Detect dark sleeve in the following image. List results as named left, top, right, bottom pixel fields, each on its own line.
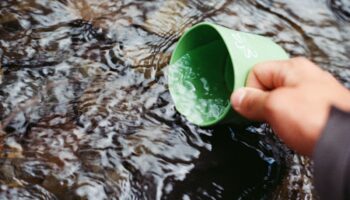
left=313, top=106, right=350, bottom=200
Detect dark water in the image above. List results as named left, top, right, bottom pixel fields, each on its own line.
left=0, top=0, right=349, bottom=199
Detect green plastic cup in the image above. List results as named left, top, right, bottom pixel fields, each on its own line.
left=168, top=22, right=289, bottom=127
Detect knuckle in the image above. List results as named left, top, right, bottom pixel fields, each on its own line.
left=278, top=60, right=294, bottom=73
left=291, top=57, right=315, bottom=70
left=252, top=62, right=265, bottom=74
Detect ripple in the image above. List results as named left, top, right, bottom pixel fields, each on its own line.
left=1, top=0, right=350, bottom=199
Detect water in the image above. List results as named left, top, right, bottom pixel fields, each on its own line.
left=168, top=40, right=230, bottom=125
left=0, top=0, right=350, bottom=199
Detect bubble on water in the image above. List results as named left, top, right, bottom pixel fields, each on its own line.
left=200, top=77, right=210, bottom=94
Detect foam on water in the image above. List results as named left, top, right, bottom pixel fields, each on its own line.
left=168, top=43, right=229, bottom=125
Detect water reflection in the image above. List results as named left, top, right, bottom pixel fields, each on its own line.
left=0, top=0, right=350, bottom=199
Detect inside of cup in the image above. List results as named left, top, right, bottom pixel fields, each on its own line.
left=169, top=24, right=234, bottom=126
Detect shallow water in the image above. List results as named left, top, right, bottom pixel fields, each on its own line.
left=0, top=0, right=350, bottom=199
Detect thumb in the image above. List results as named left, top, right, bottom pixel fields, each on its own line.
left=231, top=87, right=269, bottom=121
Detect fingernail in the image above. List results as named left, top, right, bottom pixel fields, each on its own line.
left=232, top=88, right=246, bottom=110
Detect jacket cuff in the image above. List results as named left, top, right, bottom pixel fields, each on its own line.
left=313, top=106, right=350, bottom=200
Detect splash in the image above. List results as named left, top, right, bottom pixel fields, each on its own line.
left=168, top=41, right=230, bottom=125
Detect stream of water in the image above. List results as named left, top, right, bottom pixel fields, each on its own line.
left=0, top=0, right=350, bottom=199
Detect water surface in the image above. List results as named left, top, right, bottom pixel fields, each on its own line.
left=1, top=0, right=350, bottom=199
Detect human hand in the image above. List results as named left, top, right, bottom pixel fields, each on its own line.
left=231, top=57, right=350, bottom=156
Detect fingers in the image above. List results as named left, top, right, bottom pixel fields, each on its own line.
left=246, top=57, right=313, bottom=90
left=232, top=57, right=326, bottom=123
left=231, top=87, right=269, bottom=121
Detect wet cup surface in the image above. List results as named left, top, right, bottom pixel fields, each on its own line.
left=168, top=22, right=289, bottom=126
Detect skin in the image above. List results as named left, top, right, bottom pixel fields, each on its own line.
left=231, top=57, right=350, bottom=156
